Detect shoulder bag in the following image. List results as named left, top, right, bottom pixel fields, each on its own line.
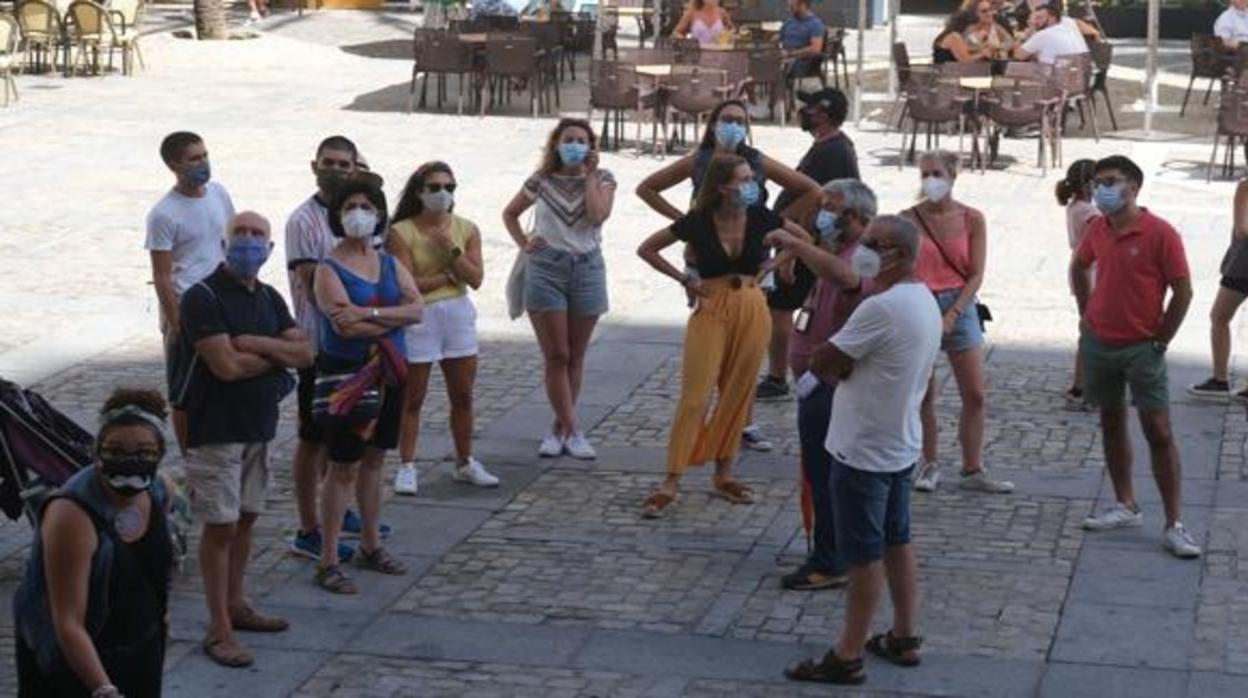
left=910, top=206, right=993, bottom=330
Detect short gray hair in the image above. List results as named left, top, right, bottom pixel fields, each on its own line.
left=821, top=179, right=878, bottom=222
left=917, top=149, right=960, bottom=180
left=871, top=214, right=921, bottom=263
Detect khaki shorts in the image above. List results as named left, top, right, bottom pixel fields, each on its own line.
left=185, top=442, right=269, bottom=524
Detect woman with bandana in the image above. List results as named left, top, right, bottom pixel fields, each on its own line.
left=636, top=154, right=813, bottom=518
left=12, top=389, right=175, bottom=698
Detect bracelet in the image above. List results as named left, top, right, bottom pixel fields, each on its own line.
left=92, top=684, right=120, bottom=698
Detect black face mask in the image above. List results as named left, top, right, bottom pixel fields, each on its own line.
left=316, top=169, right=350, bottom=198
left=99, top=455, right=159, bottom=496
left=799, top=110, right=821, bottom=133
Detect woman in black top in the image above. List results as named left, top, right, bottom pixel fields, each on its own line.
left=932, top=10, right=984, bottom=64
left=636, top=154, right=813, bottom=518
left=13, top=388, right=174, bottom=698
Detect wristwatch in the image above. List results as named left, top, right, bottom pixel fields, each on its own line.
left=370, top=307, right=380, bottom=320
left=449, top=246, right=463, bottom=259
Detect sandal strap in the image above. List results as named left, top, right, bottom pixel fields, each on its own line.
left=886, top=631, right=923, bottom=652
left=360, top=546, right=406, bottom=574
left=819, top=650, right=864, bottom=671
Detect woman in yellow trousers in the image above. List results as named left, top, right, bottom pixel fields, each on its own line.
left=637, top=154, right=813, bottom=517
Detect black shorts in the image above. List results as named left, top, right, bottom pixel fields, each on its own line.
left=1221, top=275, right=1248, bottom=295
left=296, top=366, right=324, bottom=444
left=317, top=356, right=404, bottom=464
left=766, top=261, right=816, bottom=312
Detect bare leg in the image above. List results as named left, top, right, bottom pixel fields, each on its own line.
left=883, top=544, right=919, bottom=640
left=1210, top=287, right=1246, bottom=382
left=947, top=347, right=987, bottom=474
left=529, top=310, right=576, bottom=436
left=441, top=356, right=478, bottom=464
left=767, top=308, right=792, bottom=382
left=398, top=363, right=434, bottom=463
left=566, top=313, right=599, bottom=408
left=1072, top=345, right=1085, bottom=392
left=291, top=440, right=322, bottom=533
left=920, top=373, right=939, bottom=464
left=320, top=462, right=356, bottom=568
left=226, top=512, right=257, bottom=614
left=357, top=447, right=385, bottom=553
left=200, top=522, right=238, bottom=642
left=1139, top=409, right=1182, bottom=527
left=1100, top=406, right=1137, bottom=510
left=834, top=561, right=886, bottom=660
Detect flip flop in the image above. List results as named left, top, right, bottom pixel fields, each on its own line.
left=712, top=479, right=755, bottom=504
left=203, top=635, right=254, bottom=668
left=642, top=491, right=676, bottom=519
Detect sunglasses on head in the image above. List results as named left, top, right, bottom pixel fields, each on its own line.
left=425, top=183, right=457, bottom=193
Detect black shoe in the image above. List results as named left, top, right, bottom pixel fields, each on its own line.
left=781, top=563, right=848, bottom=591
left=1187, top=377, right=1230, bottom=401
left=755, top=375, right=790, bottom=401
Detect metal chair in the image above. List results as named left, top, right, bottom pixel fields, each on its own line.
left=1208, top=79, right=1248, bottom=181
left=409, top=28, right=477, bottom=114
left=1053, top=53, right=1097, bottom=140
left=0, top=15, right=19, bottom=105
left=663, top=65, right=728, bottom=148
left=1087, top=40, right=1116, bottom=130
left=588, top=59, right=650, bottom=150
left=887, top=41, right=912, bottom=133
left=980, top=76, right=1060, bottom=173
left=900, top=66, right=969, bottom=165
left=812, top=7, right=849, bottom=89
left=482, top=35, right=552, bottom=116
left=747, top=45, right=787, bottom=124
left=104, top=0, right=143, bottom=73
left=699, top=48, right=751, bottom=97
left=1182, top=33, right=1225, bottom=117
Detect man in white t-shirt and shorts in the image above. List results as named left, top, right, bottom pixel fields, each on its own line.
left=786, top=215, right=942, bottom=686
left=145, top=131, right=235, bottom=452
left=1013, top=1, right=1089, bottom=65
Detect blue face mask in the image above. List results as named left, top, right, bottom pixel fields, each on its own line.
left=737, top=180, right=760, bottom=207
left=815, top=209, right=839, bottom=240
left=715, top=121, right=747, bottom=149
left=1093, top=183, right=1125, bottom=214
left=225, top=236, right=269, bottom=279
left=558, top=142, right=589, bottom=166
left=187, top=161, right=211, bottom=187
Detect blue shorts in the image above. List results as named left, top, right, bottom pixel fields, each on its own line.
left=524, top=246, right=609, bottom=316
left=934, top=288, right=984, bottom=353
left=830, top=457, right=915, bottom=566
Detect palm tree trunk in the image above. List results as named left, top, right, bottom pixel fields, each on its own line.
left=194, top=0, right=228, bottom=40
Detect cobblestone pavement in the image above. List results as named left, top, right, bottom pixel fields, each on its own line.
left=4, top=5, right=1248, bottom=697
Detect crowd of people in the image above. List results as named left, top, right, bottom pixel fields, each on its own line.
left=931, top=0, right=1101, bottom=67
left=10, top=83, right=1219, bottom=693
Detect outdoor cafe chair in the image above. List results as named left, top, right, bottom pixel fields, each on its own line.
left=656, top=35, right=699, bottom=64
left=979, top=76, right=1060, bottom=174
left=105, top=0, right=143, bottom=73
left=1087, top=40, right=1116, bottom=130
left=15, top=0, right=63, bottom=74
left=564, top=16, right=596, bottom=79
left=481, top=35, right=553, bottom=117
left=1003, top=61, right=1052, bottom=81
left=64, top=0, right=131, bottom=76
left=663, top=65, right=729, bottom=148
left=589, top=58, right=661, bottom=151
left=1182, top=33, right=1224, bottom=117
left=698, top=48, right=751, bottom=98
left=409, top=28, right=477, bottom=115
left=0, top=14, right=18, bottom=105
left=813, top=7, right=849, bottom=89
left=1053, top=53, right=1098, bottom=141
left=888, top=41, right=912, bottom=133
left=1207, top=78, right=1248, bottom=181
left=899, top=65, right=969, bottom=165
left=747, top=45, right=788, bottom=125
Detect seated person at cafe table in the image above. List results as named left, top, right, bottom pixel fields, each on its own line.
left=1215, top=0, right=1248, bottom=49
left=961, top=0, right=1014, bottom=59
left=672, top=0, right=734, bottom=47
left=781, top=0, right=826, bottom=81
left=933, top=10, right=987, bottom=64
left=470, top=0, right=519, bottom=20
left=1012, top=1, right=1088, bottom=65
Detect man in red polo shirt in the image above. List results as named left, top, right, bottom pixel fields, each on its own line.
left=1070, top=155, right=1201, bottom=559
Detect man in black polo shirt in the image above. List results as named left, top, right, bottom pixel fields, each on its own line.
left=179, top=211, right=313, bottom=668
left=759, top=88, right=861, bottom=401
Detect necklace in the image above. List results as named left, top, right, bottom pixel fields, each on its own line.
left=114, top=504, right=144, bottom=539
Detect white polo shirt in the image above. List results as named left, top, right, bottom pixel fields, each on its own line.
left=1021, top=17, right=1089, bottom=65
left=1215, top=7, right=1248, bottom=44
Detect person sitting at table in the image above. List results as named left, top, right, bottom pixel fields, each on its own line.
left=781, top=0, right=826, bottom=84
left=933, top=10, right=986, bottom=64
left=470, top=0, right=519, bottom=20
left=1216, top=0, right=1248, bottom=50
left=1012, top=1, right=1088, bottom=65
left=672, top=0, right=734, bottom=47
left=964, top=0, right=1015, bottom=60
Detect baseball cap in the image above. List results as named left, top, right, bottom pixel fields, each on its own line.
left=797, top=88, right=848, bottom=114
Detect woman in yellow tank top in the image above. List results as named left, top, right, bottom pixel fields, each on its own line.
left=386, top=162, right=499, bottom=494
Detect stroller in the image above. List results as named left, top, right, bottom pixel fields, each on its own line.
left=0, top=378, right=94, bottom=525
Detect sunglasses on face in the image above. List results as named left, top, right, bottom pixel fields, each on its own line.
left=98, top=447, right=162, bottom=464
left=425, top=183, right=457, bottom=193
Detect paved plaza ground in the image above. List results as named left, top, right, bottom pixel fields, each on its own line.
left=5, top=4, right=1248, bottom=696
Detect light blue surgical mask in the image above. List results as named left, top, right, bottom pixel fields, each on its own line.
left=558, top=142, right=589, bottom=166
left=737, top=180, right=760, bottom=207
left=714, top=121, right=747, bottom=149
left=225, top=236, right=269, bottom=279
left=815, top=209, right=839, bottom=240
left=1093, top=183, right=1125, bottom=214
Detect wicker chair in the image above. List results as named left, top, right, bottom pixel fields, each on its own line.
left=0, top=14, right=18, bottom=105
left=1208, top=79, right=1248, bottom=181
left=15, top=0, right=62, bottom=74
left=1087, top=40, right=1116, bottom=130
left=699, top=48, right=751, bottom=97
left=1182, top=33, right=1225, bottom=117
left=104, top=0, right=143, bottom=73
left=980, top=76, right=1060, bottom=173
left=747, top=45, right=787, bottom=124
left=409, top=28, right=477, bottom=114
left=813, top=7, right=849, bottom=89
left=900, top=66, right=969, bottom=165
left=589, top=59, right=656, bottom=151
left=656, top=35, right=699, bottom=64
left=1053, top=53, right=1097, bottom=140
left=888, top=41, right=912, bottom=132
left=482, top=35, right=553, bottom=116
left=64, top=1, right=128, bottom=76
left=1003, top=61, right=1052, bottom=81
left=663, top=65, right=728, bottom=148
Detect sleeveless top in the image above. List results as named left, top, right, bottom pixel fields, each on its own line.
left=913, top=207, right=975, bottom=293
left=689, top=15, right=724, bottom=46
left=390, top=215, right=475, bottom=305
left=13, top=468, right=172, bottom=676
left=933, top=45, right=957, bottom=64
left=318, top=254, right=406, bottom=362
left=691, top=144, right=769, bottom=206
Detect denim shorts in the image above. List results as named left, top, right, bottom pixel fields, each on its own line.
left=934, top=288, right=984, bottom=353
left=524, top=246, right=609, bottom=316
left=830, top=456, right=915, bottom=566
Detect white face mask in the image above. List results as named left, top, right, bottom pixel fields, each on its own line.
left=851, top=245, right=881, bottom=278
left=420, top=190, right=453, bottom=214
left=342, top=208, right=377, bottom=239
left=921, top=176, right=951, bottom=202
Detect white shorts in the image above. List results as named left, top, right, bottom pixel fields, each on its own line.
left=404, top=294, right=479, bottom=363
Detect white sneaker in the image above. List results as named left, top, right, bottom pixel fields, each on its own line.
left=393, top=463, right=418, bottom=496
left=913, top=462, right=940, bottom=492
left=564, top=432, right=597, bottom=460
left=1163, top=523, right=1202, bottom=559
left=957, top=468, right=1014, bottom=494
left=453, top=457, right=500, bottom=487
left=1082, top=502, right=1143, bottom=531
left=741, top=424, right=774, bottom=452
left=538, top=432, right=564, bottom=458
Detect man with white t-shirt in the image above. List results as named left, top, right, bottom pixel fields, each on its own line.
left=786, top=215, right=941, bottom=686
left=1215, top=0, right=1248, bottom=49
left=146, top=131, right=235, bottom=451
left=1013, top=2, right=1088, bottom=65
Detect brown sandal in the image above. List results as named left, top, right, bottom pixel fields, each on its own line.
left=784, top=649, right=865, bottom=685
left=231, top=605, right=289, bottom=633
left=642, top=491, right=676, bottom=519
left=316, top=563, right=359, bottom=594
left=866, top=630, right=923, bottom=667
left=203, top=635, right=254, bottom=668
left=712, top=479, right=755, bottom=504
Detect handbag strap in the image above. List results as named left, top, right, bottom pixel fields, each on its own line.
left=910, top=205, right=970, bottom=284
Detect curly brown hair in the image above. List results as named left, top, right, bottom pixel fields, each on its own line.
left=101, top=388, right=168, bottom=420
left=538, top=118, right=597, bottom=175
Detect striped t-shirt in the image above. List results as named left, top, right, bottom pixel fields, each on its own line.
left=284, top=195, right=336, bottom=347
left=522, top=169, right=616, bottom=255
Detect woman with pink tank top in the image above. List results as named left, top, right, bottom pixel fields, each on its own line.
left=902, top=150, right=1013, bottom=495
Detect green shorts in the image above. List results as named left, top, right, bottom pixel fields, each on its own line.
left=1080, top=332, right=1170, bottom=411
